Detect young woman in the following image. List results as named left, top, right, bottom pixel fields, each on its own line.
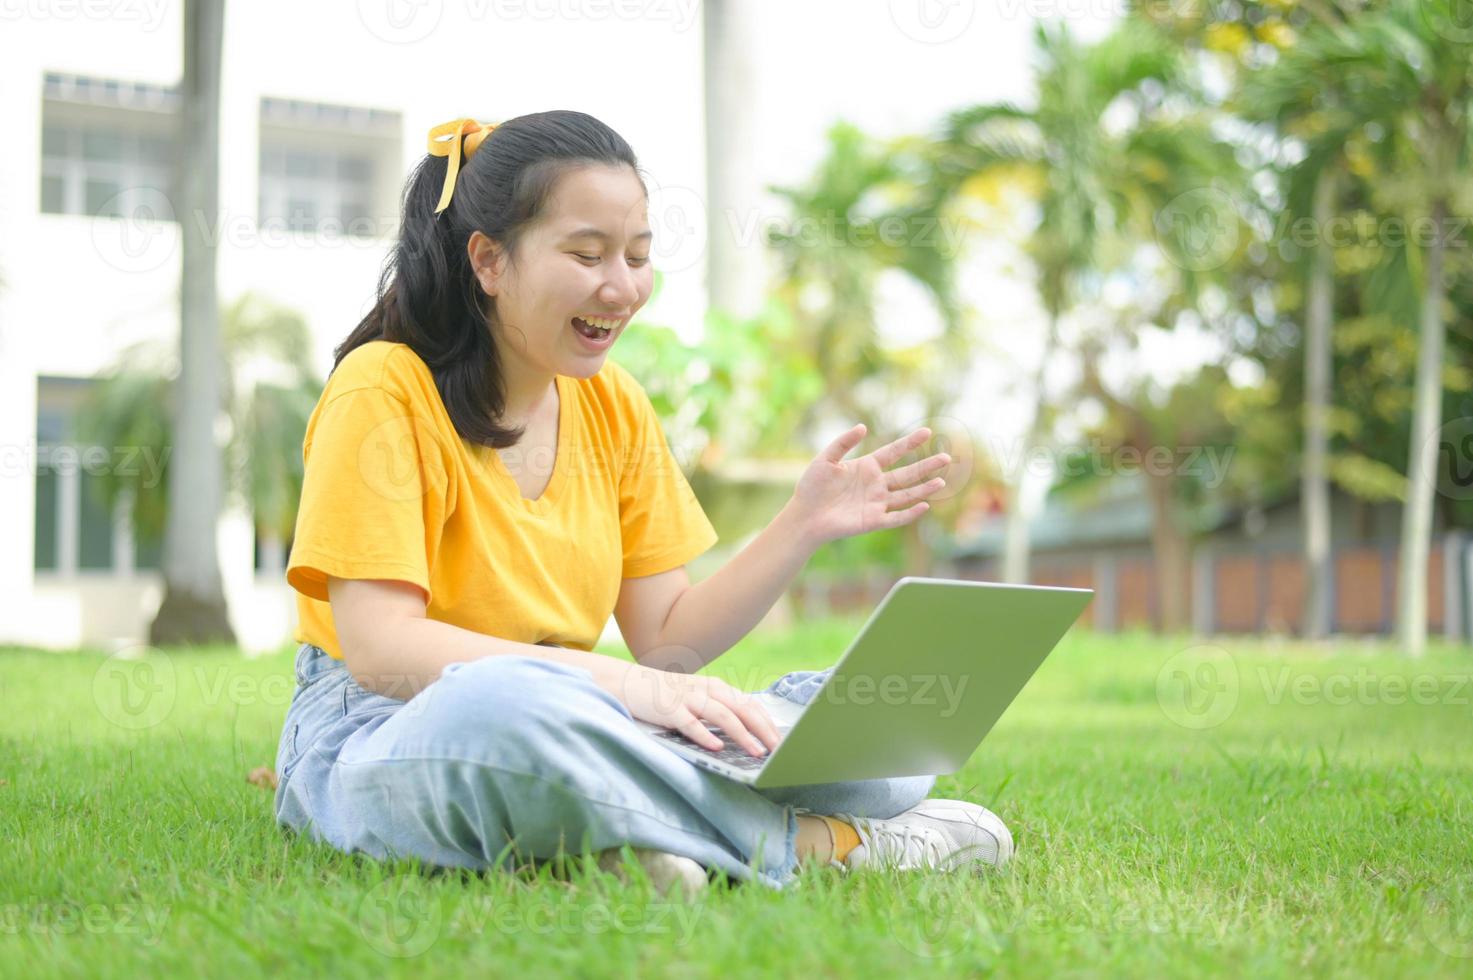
left=273, top=110, right=1013, bottom=893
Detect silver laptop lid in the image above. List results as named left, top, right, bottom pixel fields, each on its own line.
left=752, top=577, right=1093, bottom=788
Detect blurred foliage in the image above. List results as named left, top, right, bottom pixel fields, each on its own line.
left=729, top=0, right=1473, bottom=589
left=614, top=270, right=825, bottom=468
left=76, top=292, right=323, bottom=547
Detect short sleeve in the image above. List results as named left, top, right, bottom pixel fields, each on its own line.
left=617, top=379, right=719, bottom=579
left=286, top=387, right=453, bottom=603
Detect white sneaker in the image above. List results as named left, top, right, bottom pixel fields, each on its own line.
left=837, top=799, right=1014, bottom=873
left=596, top=847, right=709, bottom=899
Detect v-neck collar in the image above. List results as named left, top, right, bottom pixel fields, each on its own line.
left=486, top=374, right=570, bottom=516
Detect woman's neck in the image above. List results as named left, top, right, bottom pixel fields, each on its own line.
left=500, top=372, right=557, bottom=427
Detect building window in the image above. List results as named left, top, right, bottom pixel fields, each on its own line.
left=39, top=73, right=180, bottom=220
left=33, top=377, right=153, bottom=576
left=257, top=96, right=400, bottom=238
left=34, top=468, right=59, bottom=572
left=258, top=144, right=377, bottom=233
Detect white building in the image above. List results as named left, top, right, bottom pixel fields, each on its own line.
left=0, top=3, right=712, bottom=652
left=0, top=1, right=1080, bottom=653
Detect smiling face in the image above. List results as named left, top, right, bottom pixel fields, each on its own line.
left=469, top=164, right=655, bottom=389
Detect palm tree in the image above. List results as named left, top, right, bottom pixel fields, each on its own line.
left=1247, top=0, right=1472, bottom=655
left=765, top=120, right=970, bottom=572
left=77, top=294, right=322, bottom=600
left=1065, top=107, right=1255, bottom=633
left=928, top=17, right=1194, bottom=585
left=1238, top=21, right=1369, bottom=641
left=153, top=0, right=231, bottom=646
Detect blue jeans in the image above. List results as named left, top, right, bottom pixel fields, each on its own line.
left=273, top=643, right=936, bottom=889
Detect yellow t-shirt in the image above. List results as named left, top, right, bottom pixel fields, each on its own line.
left=286, top=340, right=719, bottom=660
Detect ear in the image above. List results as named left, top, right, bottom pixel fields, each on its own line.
left=467, top=231, right=506, bottom=295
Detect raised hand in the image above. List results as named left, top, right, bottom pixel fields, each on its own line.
left=786, top=424, right=950, bottom=548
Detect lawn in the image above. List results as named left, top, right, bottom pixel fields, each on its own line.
left=2, top=621, right=1472, bottom=977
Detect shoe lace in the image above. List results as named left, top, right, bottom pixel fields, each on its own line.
left=848, top=814, right=949, bottom=869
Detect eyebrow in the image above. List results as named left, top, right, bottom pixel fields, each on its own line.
left=561, top=227, right=654, bottom=243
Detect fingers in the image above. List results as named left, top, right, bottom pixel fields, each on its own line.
left=820, top=423, right=867, bottom=464
left=694, top=699, right=767, bottom=758
left=884, top=451, right=951, bottom=491
left=888, top=476, right=946, bottom=509
left=716, top=686, right=783, bottom=753
left=648, top=675, right=781, bottom=759
left=693, top=681, right=779, bottom=757
left=670, top=709, right=725, bottom=752
left=870, top=427, right=931, bottom=469
left=876, top=500, right=930, bottom=530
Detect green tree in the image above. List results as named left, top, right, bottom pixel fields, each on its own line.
left=1244, top=0, right=1473, bottom=655
left=77, top=293, right=322, bottom=585
left=764, top=119, right=972, bottom=573
left=929, top=17, right=1197, bottom=587
left=1238, top=1, right=1375, bottom=639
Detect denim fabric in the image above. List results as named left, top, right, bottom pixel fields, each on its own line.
left=273, top=644, right=935, bottom=889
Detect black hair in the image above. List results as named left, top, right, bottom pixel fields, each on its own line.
left=335, top=109, right=645, bottom=448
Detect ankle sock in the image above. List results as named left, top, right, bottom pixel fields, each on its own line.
left=818, top=815, right=862, bottom=863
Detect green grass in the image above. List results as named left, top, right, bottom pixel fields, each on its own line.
left=3, top=623, right=1472, bottom=977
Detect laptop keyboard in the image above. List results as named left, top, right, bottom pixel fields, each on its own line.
left=649, top=726, right=770, bottom=770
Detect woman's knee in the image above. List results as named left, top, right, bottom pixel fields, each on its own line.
left=390, top=654, right=624, bottom=757
left=884, top=773, right=937, bottom=816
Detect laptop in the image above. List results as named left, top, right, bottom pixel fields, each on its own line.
left=635, top=576, right=1094, bottom=787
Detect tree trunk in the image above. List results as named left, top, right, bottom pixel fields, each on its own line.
left=702, top=0, right=766, bottom=320
left=1143, top=460, right=1191, bottom=633
left=1395, top=195, right=1448, bottom=658
left=1002, top=310, right=1059, bottom=583
left=1302, top=170, right=1335, bottom=640
left=151, top=0, right=235, bottom=647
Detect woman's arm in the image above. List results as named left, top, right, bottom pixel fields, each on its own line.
left=331, top=577, right=781, bottom=755
left=332, top=577, right=626, bottom=700
left=644, top=424, right=950, bottom=672
left=630, top=502, right=817, bottom=673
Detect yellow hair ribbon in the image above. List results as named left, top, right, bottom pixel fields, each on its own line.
left=427, top=117, right=499, bottom=215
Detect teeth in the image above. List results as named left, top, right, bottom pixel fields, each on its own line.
left=574, top=316, right=612, bottom=341
left=580, top=315, right=620, bottom=330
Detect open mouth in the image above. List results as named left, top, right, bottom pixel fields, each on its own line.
left=572, top=316, right=614, bottom=341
